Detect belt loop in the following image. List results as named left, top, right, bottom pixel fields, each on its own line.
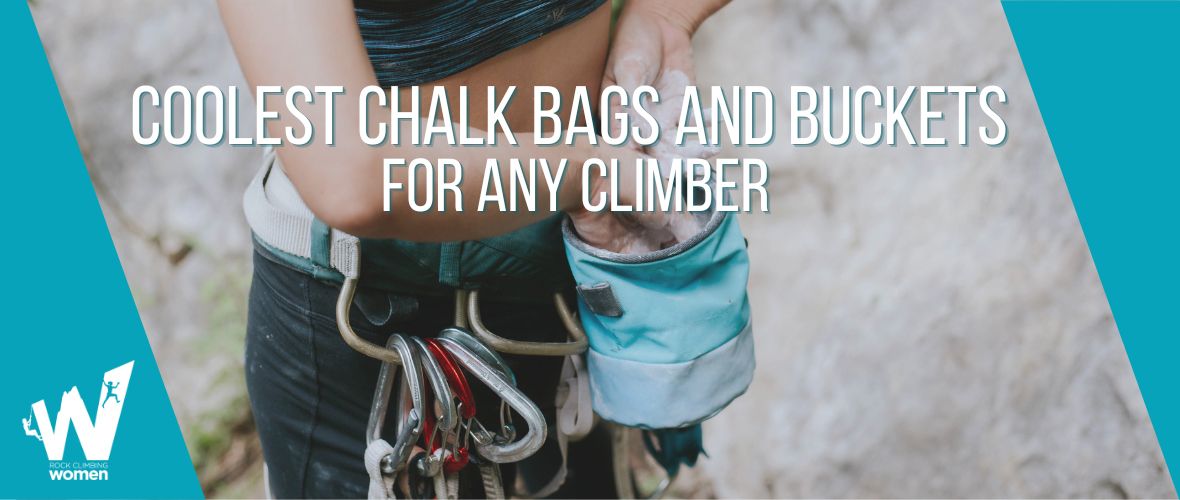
left=310, top=217, right=333, bottom=270
left=439, top=242, right=463, bottom=287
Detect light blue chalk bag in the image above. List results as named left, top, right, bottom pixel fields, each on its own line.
left=561, top=206, right=755, bottom=429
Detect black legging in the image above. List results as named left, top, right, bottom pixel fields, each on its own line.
left=245, top=246, right=617, bottom=499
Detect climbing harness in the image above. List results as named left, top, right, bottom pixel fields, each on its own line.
left=464, top=289, right=589, bottom=356
left=515, top=353, right=595, bottom=499
left=245, top=148, right=740, bottom=498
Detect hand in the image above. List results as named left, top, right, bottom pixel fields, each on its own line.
left=566, top=146, right=702, bottom=254
left=602, top=0, right=722, bottom=163
left=566, top=146, right=672, bottom=254
left=566, top=0, right=727, bottom=253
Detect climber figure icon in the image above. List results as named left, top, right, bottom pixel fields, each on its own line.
left=23, top=407, right=42, bottom=441
left=102, top=380, right=121, bottom=408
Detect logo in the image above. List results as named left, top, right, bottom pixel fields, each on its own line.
left=21, top=361, right=134, bottom=481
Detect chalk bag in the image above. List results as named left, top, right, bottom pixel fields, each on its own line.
left=561, top=208, right=755, bottom=429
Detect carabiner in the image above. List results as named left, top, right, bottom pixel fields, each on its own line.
left=438, top=327, right=516, bottom=386
left=410, top=336, right=461, bottom=479
left=435, top=336, right=548, bottom=463
left=466, top=290, right=589, bottom=356
left=424, top=337, right=479, bottom=475
left=425, top=338, right=476, bottom=419
left=499, top=400, right=517, bottom=444
left=416, top=414, right=445, bottom=478
left=366, top=334, right=426, bottom=473
left=443, top=443, right=469, bottom=476
left=337, top=273, right=405, bottom=364
left=408, top=336, right=457, bottom=434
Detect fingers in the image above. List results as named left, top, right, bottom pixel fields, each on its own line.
left=618, top=225, right=677, bottom=254
left=568, top=210, right=630, bottom=253
left=649, top=140, right=722, bottom=164
left=580, top=18, right=719, bottom=255
left=666, top=210, right=704, bottom=243
left=612, top=55, right=660, bottom=95
left=570, top=210, right=682, bottom=255
left=635, top=71, right=724, bottom=163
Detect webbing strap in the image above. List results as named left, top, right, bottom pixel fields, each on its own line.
left=433, top=473, right=449, bottom=500
left=516, top=354, right=593, bottom=499
left=439, top=242, right=463, bottom=287
left=310, top=218, right=332, bottom=270
left=479, top=463, right=505, bottom=500
left=364, top=439, right=396, bottom=499
left=243, top=148, right=361, bottom=279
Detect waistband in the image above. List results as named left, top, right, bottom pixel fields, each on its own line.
left=244, top=148, right=573, bottom=304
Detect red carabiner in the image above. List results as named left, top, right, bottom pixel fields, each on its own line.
left=426, top=338, right=476, bottom=473
left=426, top=338, right=476, bottom=419
left=443, top=447, right=469, bottom=474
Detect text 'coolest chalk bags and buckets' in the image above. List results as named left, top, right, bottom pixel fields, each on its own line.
left=562, top=206, right=755, bottom=429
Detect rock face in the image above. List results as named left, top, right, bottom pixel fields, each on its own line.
left=688, top=1, right=1174, bottom=498
left=30, top=0, right=1175, bottom=498
left=30, top=1, right=262, bottom=493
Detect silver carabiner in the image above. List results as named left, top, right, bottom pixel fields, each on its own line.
left=438, top=327, right=516, bottom=386
left=435, top=336, right=547, bottom=463
left=439, top=326, right=520, bottom=444
left=366, top=334, right=426, bottom=473
left=366, top=336, right=399, bottom=446
left=407, top=336, right=457, bottom=434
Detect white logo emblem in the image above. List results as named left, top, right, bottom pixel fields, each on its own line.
left=22, top=361, right=134, bottom=461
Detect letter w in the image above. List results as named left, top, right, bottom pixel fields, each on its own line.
left=31, top=361, right=134, bottom=460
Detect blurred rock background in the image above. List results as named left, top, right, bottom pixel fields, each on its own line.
left=30, top=0, right=1175, bottom=498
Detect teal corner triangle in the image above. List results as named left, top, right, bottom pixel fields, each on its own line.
left=0, top=2, right=203, bottom=499
left=1003, top=0, right=1180, bottom=485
